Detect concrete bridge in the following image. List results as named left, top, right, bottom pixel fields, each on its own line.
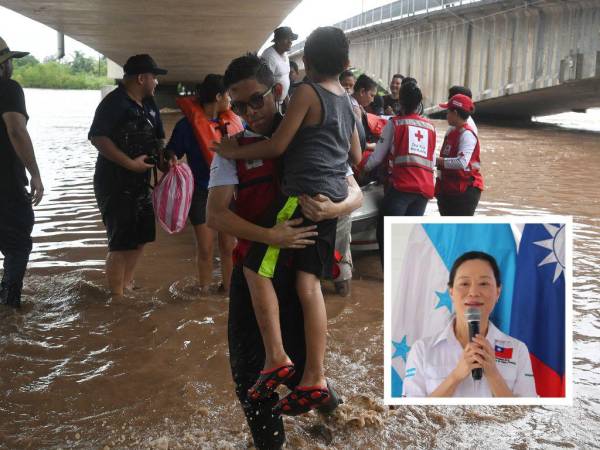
left=291, top=0, right=600, bottom=119
left=0, top=0, right=300, bottom=84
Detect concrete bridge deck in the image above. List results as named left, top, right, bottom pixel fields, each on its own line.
left=0, top=0, right=300, bottom=83
left=292, top=0, right=600, bottom=119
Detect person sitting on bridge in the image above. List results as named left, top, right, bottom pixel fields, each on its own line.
left=435, top=94, right=484, bottom=216
left=214, top=26, right=361, bottom=416
left=207, top=52, right=361, bottom=448
left=0, top=36, right=44, bottom=308
left=166, top=74, right=239, bottom=294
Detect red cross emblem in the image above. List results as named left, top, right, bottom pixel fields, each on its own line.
left=414, top=130, right=424, bottom=142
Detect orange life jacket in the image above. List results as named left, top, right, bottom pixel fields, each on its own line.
left=176, top=96, right=244, bottom=165
left=365, top=113, right=388, bottom=140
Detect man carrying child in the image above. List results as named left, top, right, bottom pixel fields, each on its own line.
left=215, top=26, right=360, bottom=416
left=208, top=41, right=362, bottom=447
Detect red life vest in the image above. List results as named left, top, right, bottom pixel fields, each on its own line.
left=176, top=96, right=244, bottom=166
left=435, top=123, right=484, bottom=195
left=387, top=114, right=436, bottom=198
left=231, top=133, right=279, bottom=265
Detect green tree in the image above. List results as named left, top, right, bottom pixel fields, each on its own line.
left=98, top=56, right=107, bottom=77
left=12, top=54, right=39, bottom=68
left=70, top=50, right=96, bottom=74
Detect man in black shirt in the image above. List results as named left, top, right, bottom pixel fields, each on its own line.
left=88, top=54, right=167, bottom=296
left=383, top=73, right=404, bottom=116
left=0, top=37, right=44, bottom=308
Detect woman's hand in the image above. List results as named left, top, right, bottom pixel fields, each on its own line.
left=472, top=335, right=514, bottom=397
left=451, top=342, right=484, bottom=382
left=212, top=135, right=240, bottom=159
left=471, top=335, right=501, bottom=379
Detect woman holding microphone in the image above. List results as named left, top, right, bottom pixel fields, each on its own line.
left=403, top=251, right=538, bottom=397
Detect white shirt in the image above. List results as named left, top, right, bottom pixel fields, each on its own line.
left=364, top=120, right=394, bottom=172
left=260, top=46, right=290, bottom=102
left=402, top=319, right=537, bottom=398
left=440, top=128, right=478, bottom=170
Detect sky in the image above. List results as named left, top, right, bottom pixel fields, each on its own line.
left=0, top=1, right=393, bottom=60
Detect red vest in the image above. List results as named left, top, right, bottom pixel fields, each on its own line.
left=176, top=97, right=244, bottom=166
left=231, top=134, right=279, bottom=264
left=435, top=123, right=484, bottom=195
left=387, top=114, right=436, bottom=198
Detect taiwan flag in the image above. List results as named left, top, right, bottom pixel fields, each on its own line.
left=510, top=224, right=566, bottom=397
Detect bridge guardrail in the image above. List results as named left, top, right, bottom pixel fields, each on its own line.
left=289, top=0, right=486, bottom=55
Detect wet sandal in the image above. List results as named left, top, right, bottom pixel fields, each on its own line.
left=272, top=385, right=331, bottom=416
left=316, top=380, right=343, bottom=414
left=248, top=364, right=296, bottom=401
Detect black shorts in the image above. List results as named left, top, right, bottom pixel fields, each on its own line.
left=243, top=195, right=338, bottom=279
left=188, top=187, right=208, bottom=226
left=96, top=188, right=156, bottom=252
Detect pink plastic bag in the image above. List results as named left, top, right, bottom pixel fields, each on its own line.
left=152, top=163, right=194, bottom=234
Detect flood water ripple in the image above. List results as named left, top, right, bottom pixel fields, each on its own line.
left=0, top=89, right=598, bottom=449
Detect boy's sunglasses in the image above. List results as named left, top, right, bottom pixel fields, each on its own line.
left=231, top=85, right=274, bottom=115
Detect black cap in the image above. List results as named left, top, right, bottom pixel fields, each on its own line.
left=272, top=26, right=298, bottom=42
left=123, top=54, right=168, bottom=76
left=0, top=37, right=29, bottom=64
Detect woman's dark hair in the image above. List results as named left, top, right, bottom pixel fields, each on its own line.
left=339, top=69, right=355, bottom=81
left=401, top=76, right=417, bottom=86
left=304, top=27, right=349, bottom=76
left=448, top=251, right=502, bottom=287
left=449, top=85, right=472, bottom=99
left=354, top=74, right=377, bottom=93
left=451, top=107, right=474, bottom=120
left=223, top=53, right=274, bottom=90
left=399, top=80, right=423, bottom=115
left=289, top=60, right=299, bottom=73
left=196, top=74, right=226, bottom=104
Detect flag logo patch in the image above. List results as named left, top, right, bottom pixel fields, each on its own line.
left=495, top=345, right=513, bottom=359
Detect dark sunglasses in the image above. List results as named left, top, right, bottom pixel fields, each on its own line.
left=231, top=85, right=274, bottom=115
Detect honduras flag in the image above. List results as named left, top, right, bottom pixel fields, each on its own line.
left=391, top=223, right=517, bottom=397
left=510, top=224, right=566, bottom=397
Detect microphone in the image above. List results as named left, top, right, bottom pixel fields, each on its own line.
left=465, top=307, right=482, bottom=381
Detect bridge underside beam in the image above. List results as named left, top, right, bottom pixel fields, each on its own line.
left=0, top=0, right=300, bottom=83
left=475, top=78, right=600, bottom=119
left=321, top=0, right=600, bottom=118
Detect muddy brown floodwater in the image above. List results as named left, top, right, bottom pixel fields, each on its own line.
left=0, top=89, right=599, bottom=449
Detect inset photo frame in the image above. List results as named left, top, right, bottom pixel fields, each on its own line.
left=384, top=217, right=572, bottom=406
